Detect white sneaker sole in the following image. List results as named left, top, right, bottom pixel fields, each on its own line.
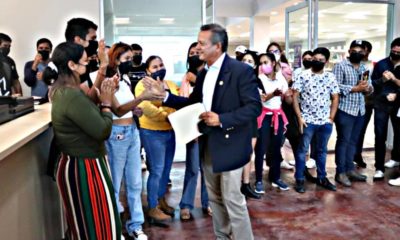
left=271, top=183, right=290, bottom=191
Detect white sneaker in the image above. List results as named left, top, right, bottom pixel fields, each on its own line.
left=306, top=159, right=316, bottom=169
left=373, top=170, right=384, bottom=179
left=388, top=177, right=400, bottom=186
left=130, top=229, right=148, bottom=240
left=384, top=159, right=400, bottom=168
left=281, top=160, right=294, bottom=170
left=288, top=160, right=296, bottom=166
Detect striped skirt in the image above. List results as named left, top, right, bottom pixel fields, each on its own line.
left=56, top=154, right=122, bottom=240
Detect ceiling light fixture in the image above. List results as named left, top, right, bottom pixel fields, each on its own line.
left=271, top=11, right=278, bottom=16
left=114, top=17, right=130, bottom=25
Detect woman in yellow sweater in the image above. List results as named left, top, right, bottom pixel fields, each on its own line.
left=135, top=55, right=178, bottom=223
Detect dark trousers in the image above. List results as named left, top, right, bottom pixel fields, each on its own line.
left=374, top=107, right=400, bottom=172
left=335, top=110, right=365, bottom=174
left=255, top=115, right=284, bottom=182
left=355, top=104, right=374, bottom=159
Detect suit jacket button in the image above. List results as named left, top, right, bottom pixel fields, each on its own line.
left=219, top=81, right=224, bottom=86
left=225, top=134, right=229, bottom=139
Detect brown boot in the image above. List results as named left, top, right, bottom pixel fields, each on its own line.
left=158, top=197, right=175, bottom=216
left=148, top=206, right=172, bottom=222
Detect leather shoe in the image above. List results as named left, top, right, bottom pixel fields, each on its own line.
left=241, top=183, right=261, bottom=199
left=304, top=169, right=317, bottom=183
left=354, top=154, right=367, bottom=168
left=295, top=180, right=306, bottom=193
left=316, top=177, right=336, bottom=191
left=347, top=170, right=367, bottom=182
left=335, top=173, right=352, bottom=187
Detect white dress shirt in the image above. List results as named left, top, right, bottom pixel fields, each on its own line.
left=202, top=53, right=226, bottom=111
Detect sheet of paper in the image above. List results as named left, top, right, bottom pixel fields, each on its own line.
left=168, top=103, right=205, bottom=144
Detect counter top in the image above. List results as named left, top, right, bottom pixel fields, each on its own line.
left=0, top=103, right=51, bottom=161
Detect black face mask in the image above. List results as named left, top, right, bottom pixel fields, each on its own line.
left=151, top=68, right=166, bottom=81
left=303, top=60, right=312, bottom=69
left=236, top=54, right=244, bottom=61
left=85, top=40, right=98, bottom=57
left=188, top=55, right=203, bottom=72
left=0, top=47, right=10, bottom=57
left=132, top=54, right=142, bottom=65
left=88, top=59, right=99, bottom=73
left=349, top=52, right=365, bottom=64
left=119, top=61, right=131, bottom=75
left=311, top=60, right=325, bottom=72
left=390, top=52, right=400, bottom=62
left=38, top=50, right=50, bottom=61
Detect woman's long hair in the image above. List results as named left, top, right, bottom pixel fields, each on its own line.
left=42, top=42, right=85, bottom=99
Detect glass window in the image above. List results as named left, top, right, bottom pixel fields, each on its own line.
left=287, top=6, right=309, bottom=68
left=317, top=1, right=391, bottom=69
left=103, top=0, right=202, bottom=84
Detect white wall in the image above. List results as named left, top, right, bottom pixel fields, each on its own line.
left=0, top=0, right=101, bottom=96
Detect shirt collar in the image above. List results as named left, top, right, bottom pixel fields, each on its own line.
left=205, top=53, right=226, bottom=70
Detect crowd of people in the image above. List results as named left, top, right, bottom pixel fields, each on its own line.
left=0, top=16, right=400, bottom=240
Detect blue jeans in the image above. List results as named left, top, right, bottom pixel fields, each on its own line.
left=179, top=140, right=209, bottom=210
left=105, top=124, right=144, bottom=233
left=334, top=110, right=365, bottom=174
left=140, top=129, right=175, bottom=209
left=295, top=123, right=333, bottom=180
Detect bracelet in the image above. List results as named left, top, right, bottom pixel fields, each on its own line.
left=100, top=102, right=112, bottom=108
left=100, top=105, right=111, bottom=110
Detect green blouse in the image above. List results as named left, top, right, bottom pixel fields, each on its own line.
left=51, top=87, right=112, bottom=158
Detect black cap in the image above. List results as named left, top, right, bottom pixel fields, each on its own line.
left=350, top=40, right=365, bottom=49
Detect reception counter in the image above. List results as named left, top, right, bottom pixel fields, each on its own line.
left=0, top=103, right=62, bottom=240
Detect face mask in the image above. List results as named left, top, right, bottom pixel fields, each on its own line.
left=132, top=54, right=142, bottom=65
left=303, top=60, right=312, bottom=69
left=390, top=52, right=400, bottom=62
left=188, top=55, right=203, bottom=70
left=0, top=47, right=10, bottom=57
left=85, top=40, right=98, bottom=57
left=260, top=64, right=273, bottom=75
left=273, top=53, right=281, bottom=62
left=349, top=52, right=364, bottom=64
left=236, top=54, right=244, bottom=61
left=151, top=68, right=166, bottom=81
left=118, top=61, right=131, bottom=75
left=38, top=50, right=50, bottom=61
left=243, top=61, right=255, bottom=68
left=88, top=59, right=99, bottom=72
left=311, top=60, right=325, bottom=72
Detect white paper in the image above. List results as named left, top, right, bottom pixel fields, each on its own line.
left=168, top=103, right=205, bottom=144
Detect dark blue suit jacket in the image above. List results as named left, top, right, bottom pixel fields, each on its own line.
left=164, top=55, right=262, bottom=173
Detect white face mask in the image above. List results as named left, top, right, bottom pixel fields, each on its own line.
left=274, top=53, right=281, bottom=61
left=243, top=61, right=255, bottom=68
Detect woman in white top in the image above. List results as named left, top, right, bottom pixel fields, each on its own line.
left=254, top=53, right=291, bottom=193
left=105, top=43, right=151, bottom=240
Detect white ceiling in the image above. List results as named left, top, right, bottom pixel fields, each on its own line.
left=110, top=0, right=202, bottom=36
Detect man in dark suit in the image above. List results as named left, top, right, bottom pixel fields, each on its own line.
left=143, top=23, right=261, bottom=240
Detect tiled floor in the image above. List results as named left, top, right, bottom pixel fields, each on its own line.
left=123, top=148, right=400, bottom=240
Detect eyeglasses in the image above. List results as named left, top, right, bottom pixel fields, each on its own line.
left=391, top=50, right=400, bottom=55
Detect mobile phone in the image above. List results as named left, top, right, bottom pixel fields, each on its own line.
left=362, top=70, right=369, bottom=81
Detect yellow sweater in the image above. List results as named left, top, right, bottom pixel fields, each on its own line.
left=135, top=80, right=178, bottom=131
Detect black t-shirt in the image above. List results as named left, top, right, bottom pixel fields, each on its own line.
left=0, top=57, right=13, bottom=96
left=128, top=63, right=146, bottom=94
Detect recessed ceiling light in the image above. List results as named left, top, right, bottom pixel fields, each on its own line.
left=345, top=2, right=353, bottom=5
left=159, top=18, right=175, bottom=23
left=271, top=11, right=278, bottom=16
left=114, top=17, right=130, bottom=25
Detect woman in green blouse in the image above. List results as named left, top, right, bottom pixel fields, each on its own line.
left=43, top=42, right=121, bottom=240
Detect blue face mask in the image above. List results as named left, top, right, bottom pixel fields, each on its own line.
left=151, top=68, right=166, bottom=80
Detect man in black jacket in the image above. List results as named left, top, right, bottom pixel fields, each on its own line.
left=371, top=37, right=400, bottom=180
